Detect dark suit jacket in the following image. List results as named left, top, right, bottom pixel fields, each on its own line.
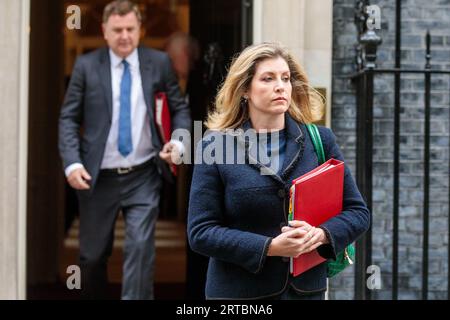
left=58, top=46, right=191, bottom=190
left=187, top=113, right=371, bottom=299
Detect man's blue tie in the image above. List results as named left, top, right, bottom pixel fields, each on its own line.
left=118, top=60, right=133, bottom=157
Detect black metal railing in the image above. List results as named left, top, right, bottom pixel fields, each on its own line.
left=352, top=0, right=450, bottom=300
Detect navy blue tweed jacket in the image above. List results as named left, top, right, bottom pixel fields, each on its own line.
left=187, top=113, right=371, bottom=299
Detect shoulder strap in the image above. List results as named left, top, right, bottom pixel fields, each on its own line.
left=305, top=124, right=326, bottom=164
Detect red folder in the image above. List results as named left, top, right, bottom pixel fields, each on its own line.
left=289, top=158, right=344, bottom=277
left=154, top=92, right=177, bottom=176
left=155, top=92, right=172, bottom=144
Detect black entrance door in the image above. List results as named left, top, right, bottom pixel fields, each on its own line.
left=188, top=0, right=252, bottom=123
left=185, top=0, right=253, bottom=299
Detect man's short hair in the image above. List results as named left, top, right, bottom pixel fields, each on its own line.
left=103, top=0, right=142, bottom=23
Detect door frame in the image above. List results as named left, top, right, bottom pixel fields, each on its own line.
left=17, top=0, right=30, bottom=300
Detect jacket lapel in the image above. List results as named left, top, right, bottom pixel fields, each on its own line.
left=98, top=48, right=112, bottom=121
left=279, top=113, right=305, bottom=180
left=138, top=47, right=154, bottom=118
left=138, top=47, right=162, bottom=148
left=236, top=113, right=305, bottom=184
left=237, top=120, right=282, bottom=182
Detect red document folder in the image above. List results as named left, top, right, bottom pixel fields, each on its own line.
left=155, top=92, right=172, bottom=144
left=154, top=92, right=177, bottom=176
left=289, top=158, right=344, bottom=277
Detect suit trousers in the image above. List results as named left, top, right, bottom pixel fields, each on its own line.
left=77, top=161, right=162, bottom=300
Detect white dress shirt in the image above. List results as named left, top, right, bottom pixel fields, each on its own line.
left=100, top=48, right=154, bottom=169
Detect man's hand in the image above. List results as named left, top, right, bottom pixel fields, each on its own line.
left=67, top=167, right=91, bottom=190
left=159, top=142, right=182, bottom=165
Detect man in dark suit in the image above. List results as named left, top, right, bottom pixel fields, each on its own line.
left=58, top=0, right=190, bottom=299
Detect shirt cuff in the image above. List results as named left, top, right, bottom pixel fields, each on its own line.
left=65, top=163, right=84, bottom=177
left=170, top=139, right=185, bottom=156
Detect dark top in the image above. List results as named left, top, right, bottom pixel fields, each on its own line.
left=256, top=129, right=287, bottom=175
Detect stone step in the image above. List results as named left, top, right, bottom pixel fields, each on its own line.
left=61, top=217, right=187, bottom=283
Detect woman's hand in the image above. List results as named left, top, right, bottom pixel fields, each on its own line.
left=267, top=220, right=328, bottom=258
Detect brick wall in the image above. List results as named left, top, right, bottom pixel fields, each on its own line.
left=330, top=0, right=450, bottom=299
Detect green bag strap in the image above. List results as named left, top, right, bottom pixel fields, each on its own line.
left=305, top=124, right=326, bottom=164
left=305, top=123, right=355, bottom=276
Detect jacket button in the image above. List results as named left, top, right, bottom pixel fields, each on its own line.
left=282, top=257, right=289, bottom=262
left=278, top=189, right=285, bottom=198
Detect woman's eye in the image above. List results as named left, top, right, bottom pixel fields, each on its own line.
left=283, top=77, right=290, bottom=81
left=263, top=77, right=272, bottom=81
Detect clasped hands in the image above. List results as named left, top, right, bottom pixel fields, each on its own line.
left=267, top=220, right=329, bottom=258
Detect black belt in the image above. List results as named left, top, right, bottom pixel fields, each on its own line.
left=100, top=158, right=154, bottom=175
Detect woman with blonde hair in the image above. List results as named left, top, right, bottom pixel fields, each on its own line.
left=188, top=42, right=370, bottom=300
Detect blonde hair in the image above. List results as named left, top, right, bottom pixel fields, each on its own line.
left=205, top=42, right=324, bottom=130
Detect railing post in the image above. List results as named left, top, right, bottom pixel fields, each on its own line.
left=354, top=0, right=381, bottom=300
left=422, top=30, right=431, bottom=300
left=392, top=0, right=402, bottom=300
